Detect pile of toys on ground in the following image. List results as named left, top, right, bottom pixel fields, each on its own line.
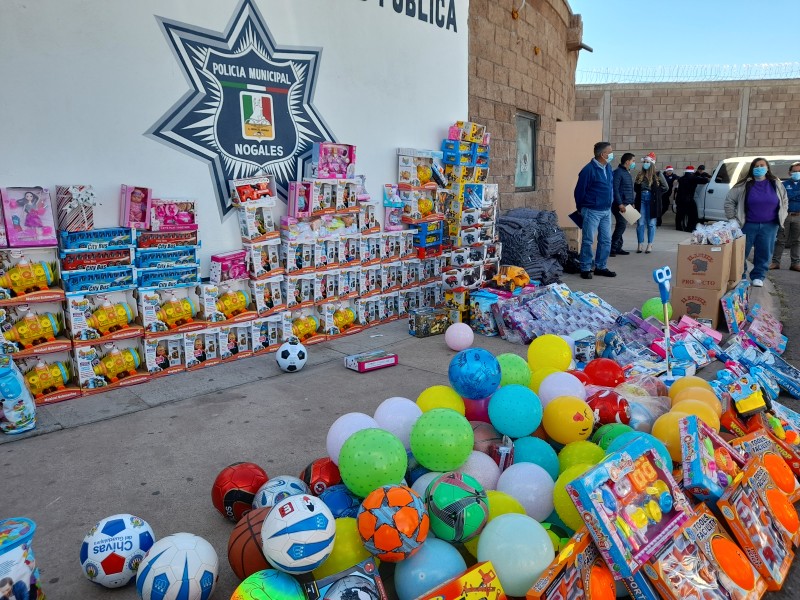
left=0, top=121, right=502, bottom=435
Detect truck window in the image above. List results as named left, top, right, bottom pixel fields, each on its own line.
left=715, top=162, right=735, bottom=184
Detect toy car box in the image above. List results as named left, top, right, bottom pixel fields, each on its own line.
left=680, top=415, right=747, bottom=502
left=567, top=435, right=694, bottom=579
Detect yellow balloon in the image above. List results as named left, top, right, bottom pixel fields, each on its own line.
left=530, top=367, right=560, bottom=393
left=671, top=386, right=722, bottom=417
left=668, top=376, right=713, bottom=400
left=671, top=400, right=721, bottom=432
left=528, top=334, right=572, bottom=372
left=554, top=463, right=592, bottom=531
left=417, top=385, right=465, bottom=415
left=311, top=517, right=372, bottom=579
left=651, top=411, right=689, bottom=462
left=464, top=490, right=526, bottom=557
left=542, top=396, right=595, bottom=445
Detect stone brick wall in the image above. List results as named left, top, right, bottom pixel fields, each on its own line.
left=575, top=80, right=800, bottom=172
left=468, top=0, right=582, bottom=210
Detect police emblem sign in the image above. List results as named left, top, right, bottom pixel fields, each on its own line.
left=148, top=0, right=335, bottom=215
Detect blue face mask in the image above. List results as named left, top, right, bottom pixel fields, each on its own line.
left=642, top=162, right=651, bottom=171
left=629, top=162, right=636, bottom=171
left=791, top=172, right=800, bottom=181
left=606, top=153, right=614, bottom=162
left=753, top=166, right=768, bottom=178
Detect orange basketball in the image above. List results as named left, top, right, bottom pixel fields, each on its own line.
left=589, top=561, right=616, bottom=600
left=711, top=535, right=755, bottom=590
left=227, top=507, right=271, bottom=580
left=766, top=488, right=800, bottom=534
left=763, top=453, right=797, bottom=495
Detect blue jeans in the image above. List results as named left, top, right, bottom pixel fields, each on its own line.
left=743, top=221, right=779, bottom=280
left=636, top=201, right=657, bottom=244
left=579, top=208, right=611, bottom=272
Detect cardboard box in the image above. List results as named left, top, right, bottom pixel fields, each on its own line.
left=671, top=286, right=724, bottom=328
left=563, top=226, right=582, bottom=253
left=729, top=235, right=746, bottom=286
left=344, top=350, right=398, bottom=373
left=417, top=561, right=505, bottom=600
left=676, top=240, right=732, bottom=291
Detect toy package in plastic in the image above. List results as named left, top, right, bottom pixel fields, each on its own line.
left=691, top=220, right=743, bottom=245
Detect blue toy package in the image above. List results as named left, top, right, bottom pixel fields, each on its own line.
left=567, top=436, right=693, bottom=579
left=468, top=290, right=499, bottom=336
left=679, top=415, right=746, bottom=503
left=61, top=266, right=136, bottom=293
left=59, top=227, right=134, bottom=251
left=137, top=266, right=200, bottom=289
left=0, top=354, right=36, bottom=434
left=303, top=558, right=387, bottom=600
left=753, top=350, right=800, bottom=398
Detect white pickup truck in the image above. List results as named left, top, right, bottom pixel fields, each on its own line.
left=695, top=155, right=800, bottom=221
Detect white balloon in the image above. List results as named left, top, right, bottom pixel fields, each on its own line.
left=410, top=471, right=443, bottom=498
left=374, top=396, right=422, bottom=449
left=325, top=412, right=379, bottom=465
left=537, top=372, right=587, bottom=407
left=558, top=335, right=576, bottom=356
left=496, top=463, right=554, bottom=521
left=458, top=450, right=501, bottom=491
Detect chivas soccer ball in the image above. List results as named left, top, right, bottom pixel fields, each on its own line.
left=80, top=514, right=155, bottom=588
left=276, top=338, right=307, bottom=373
left=252, top=476, right=309, bottom=511
left=136, top=533, right=218, bottom=600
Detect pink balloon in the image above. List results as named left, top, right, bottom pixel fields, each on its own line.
left=464, top=397, right=491, bottom=422
left=445, top=323, right=474, bottom=351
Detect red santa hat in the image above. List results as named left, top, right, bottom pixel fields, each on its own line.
left=643, top=152, right=657, bottom=164
left=685, top=166, right=696, bottom=173
left=665, top=165, right=674, bottom=171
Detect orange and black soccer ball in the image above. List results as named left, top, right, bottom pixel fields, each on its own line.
left=211, top=462, right=269, bottom=522
left=356, top=484, right=429, bottom=562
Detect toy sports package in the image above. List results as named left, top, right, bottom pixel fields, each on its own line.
left=303, top=558, right=386, bottom=600
left=680, top=415, right=747, bottom=503
left=567, top=435, right=694, bottom=579
left=416, top=561, right=505, bottom=600
left=527, top=529, right=615, bottom=600
left=717, top=460, right=795, bottom=590
left=731, top=430, right=800, bottom=501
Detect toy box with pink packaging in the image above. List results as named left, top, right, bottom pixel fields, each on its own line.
left=1, top=187, right=57, bottom=247
left=149, top=198, right=198, bottom=232
left=306, top=142, right=356, bottom=179
left=210, top=250, right=248, bottom=284
left=119, top=185, right=152, bottom=230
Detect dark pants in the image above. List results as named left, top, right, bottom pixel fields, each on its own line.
left=611, top=211, right=626, bottom=253
left=675, top=197, right=698, bottom=232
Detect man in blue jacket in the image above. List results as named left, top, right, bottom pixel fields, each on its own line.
left=611, top=152, right=635, bottom=256
left=574, top=142, right=617, bottom=279
left=771, top=161, right=800, bottom=271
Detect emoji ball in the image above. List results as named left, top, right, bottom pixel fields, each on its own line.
left=542, top=396, right=595, bottom=445
left=586, top=389, right=630, bottom=425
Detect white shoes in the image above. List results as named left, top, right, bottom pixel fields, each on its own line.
left=752, top=279, right=764, bottom=287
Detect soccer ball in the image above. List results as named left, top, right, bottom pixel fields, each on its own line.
left=299, top=457, right=342, bottom=495
left=135, top=532, right=218, bottom=600
left=211, top=462, right=269, bottom=522
left=425, top=472, right=488, bottom=542
left=276, top=338, right=307, bottom=373
left=252, top=476, right=310, bottom=511
left=357, top=484, right=429, bottom=562
left=261, top=494, right=335, bottom=573
left=318, top=484, right=362, bottom=518
left=80, top=514, right=155, bottom=588
left=231, top=569, right=305, bottom=600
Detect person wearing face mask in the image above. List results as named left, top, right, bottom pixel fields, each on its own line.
left=770, top=161, right=800, bottom=271
left=724, top=157, right=789, bottom=287
left=633, top=152, right=668, bottom=253
left=611, top=152, right=636, bottom=257
left=573, top=141, right=617, bottom=279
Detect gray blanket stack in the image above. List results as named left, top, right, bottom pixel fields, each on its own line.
left=498, top=208, right=568, bottom=284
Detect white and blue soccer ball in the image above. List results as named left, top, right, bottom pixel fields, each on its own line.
left=276, top=338, right=307, bottom=373
left=261, top=494, right=335, bottom=573
left=135, top=532, right=218, bottom=600
left=252, top=476, right=309, bottom=510
left=80, top=513, right=155, bottom=588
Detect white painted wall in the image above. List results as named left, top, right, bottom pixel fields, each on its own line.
left=0, top=0, right=469, bottom=266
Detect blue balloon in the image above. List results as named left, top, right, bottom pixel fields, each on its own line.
left=514, top=437, right=559, bottom=480
left=607, top=431, right=672, bottom=468
left=448, top=348, right=501, bottom=400
left=394, top=538, right=467, bottom=600
left=488, top=385, right=543, bottom=438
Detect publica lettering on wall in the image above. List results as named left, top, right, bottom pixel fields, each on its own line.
left=361, top=0, right=459, bottom=32
left=148, top=0, right=335, bottom=215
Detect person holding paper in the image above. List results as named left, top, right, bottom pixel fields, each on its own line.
left=634, top=152, right=668, bottom=253
left=611, top=152, right=636, bottom=256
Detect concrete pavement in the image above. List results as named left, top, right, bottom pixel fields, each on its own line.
left=2, top=222, right=796, bottom=598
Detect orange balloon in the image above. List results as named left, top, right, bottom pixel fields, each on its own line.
left=763, top=453, right=797, bottom=495
left=668, top=375, right=713, bottom=400
left=589, top=561, right=616, bottom=600
left=671, top=386, right=722, bottom=417
left=671, top=400, right=721, bottom=432
left=767, top=488, right=800, bottom=534
left=711, top=535, right=755, bottom=591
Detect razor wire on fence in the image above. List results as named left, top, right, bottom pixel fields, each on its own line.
left=576, top=62, right=800, bottom=85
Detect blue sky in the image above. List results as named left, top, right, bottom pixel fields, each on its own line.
left=569, top=0, right=799, bottom=82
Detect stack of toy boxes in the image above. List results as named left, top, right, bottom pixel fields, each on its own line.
left=397, top=148, right=446, bottom=260
left=0, top=186, right=80, bottom=404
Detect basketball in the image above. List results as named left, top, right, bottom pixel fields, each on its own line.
left=211, top=462, right=269, bottom=522
left=227, top=508, right=271, bottom=580
left=357, top=484, right=429, bottom=562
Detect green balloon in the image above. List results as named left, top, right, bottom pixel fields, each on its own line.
left=591, top=423, right=634, bottom=450
left=642, top=297, right=672, bottom=323
left=497, top=353, right=532, bottom=387
left=410, top=408, right=474, bottom=471
left=338, top=428, right=407, bottom=497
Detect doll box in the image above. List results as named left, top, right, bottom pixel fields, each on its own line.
left=236, top=201, right=278, bottom=243
left=55, top=185, right=95, bottom=232
left=1, top=187, right=58, bottom=247
left=305, top=142, right=357, bottom=180
left=567, top=436, right=693, bottom=579
left=250, top=315, right=282, bottom=354
left=417, top=561, right=504, bottom=600
left=149, top=198, right=198, bottom=232
left=119, top=185, right=152, bottom=230
left=143, top=335, right=185, bottom=378
left=217, top=323, right=253, bottom=362
left=250, top=277, right=285, bottom=317
left=66, top=290, right=144, bottom=345
left=243, top=239, right=283, bottom=280
left=183, top=328, right=221, bottom=371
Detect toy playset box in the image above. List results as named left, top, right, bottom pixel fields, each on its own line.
left=65, top=290, right=143, bottom=344
left=0, top=248, right=63, bottom=305
left=717, top=459, right=795, bottom=590
left=74, top=339, right=149, bottom=394
left=16, top=351, right=81, bottom=406
left=731, top=430, right=800, bottom=502
left=0, top=301, right=72, bottom=358
left=416, top=561, right=505, bottom=600
left=305, top=142, right=357, bottom=180
left=149, top=198, right=198, bottom=232
left=1, top=187, right=57, bottom=247
left=567, top=435, right=694, bottom=579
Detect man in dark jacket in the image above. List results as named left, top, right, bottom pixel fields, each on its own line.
left=675, top=166, right=708, bottom=232
left=611, top=153, right=635, bottom=256
left=659, top=165, right=680, bottom=223
left=574, top=141, right=617, bottom=279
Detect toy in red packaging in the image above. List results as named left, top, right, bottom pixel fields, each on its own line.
left=119, top=185, right=152, bottom=230
left=416, top=561, right=505, bottom=600
left=303, top=558, right=386, bottom=600
left=1, top=187, right=57, bottom=247
left=717, top=459, right=795, bottom=590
